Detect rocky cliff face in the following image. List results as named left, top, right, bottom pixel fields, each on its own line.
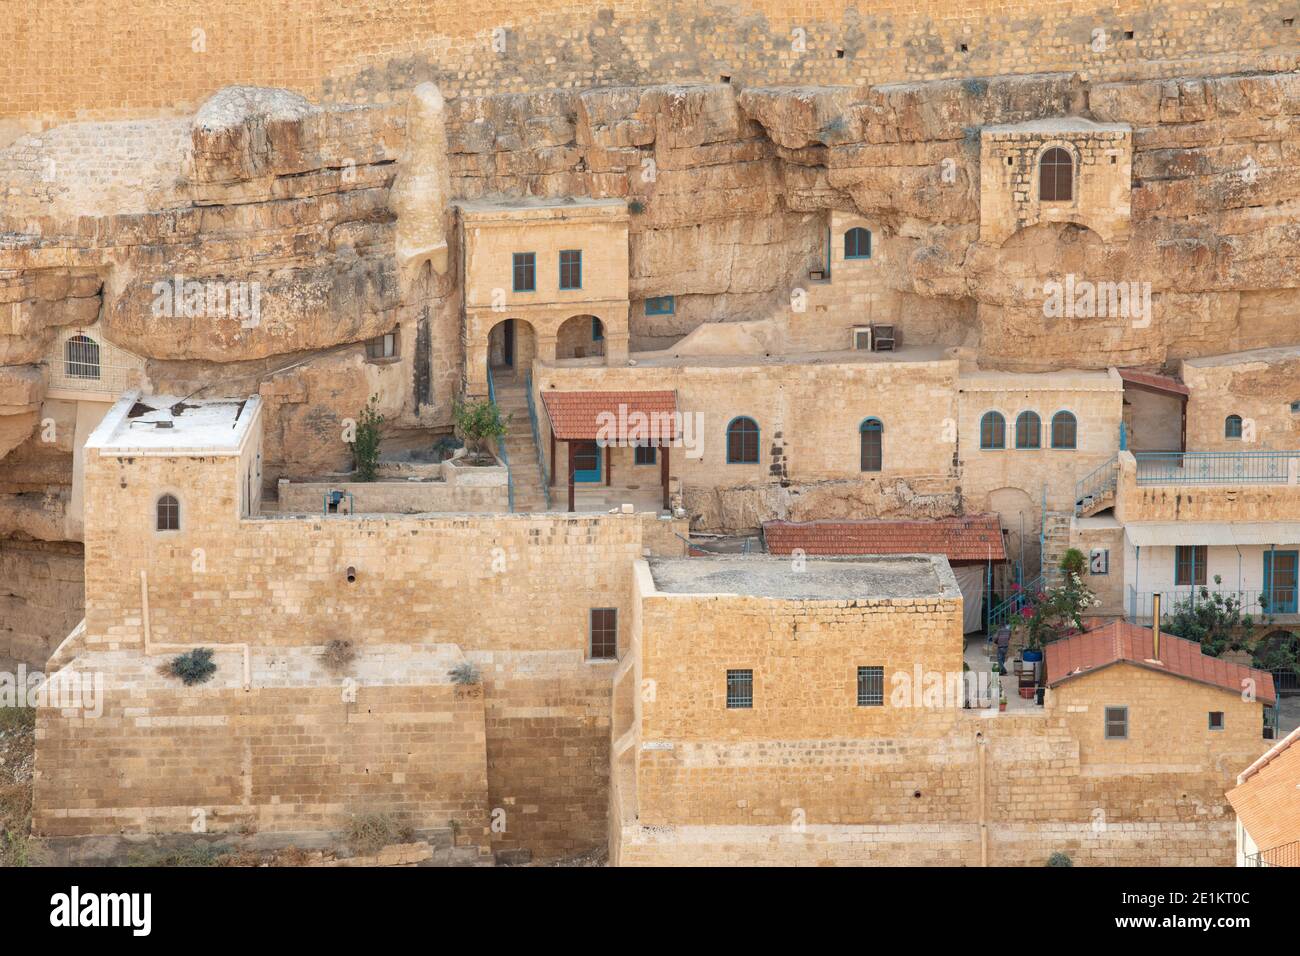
left=3, top=66, right=1300, bottom=658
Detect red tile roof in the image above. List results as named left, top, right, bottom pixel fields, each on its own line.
left=1227, top=727, right=1300, bottom=858
left=762, top=515, right=1006, bottom=562
left=1046, top=621, right=1276, bottom=704
left=1118, top=367, right=1190, bottom=397
left=540, top=390, right=678, bottom=441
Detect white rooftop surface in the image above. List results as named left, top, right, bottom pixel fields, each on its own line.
left=456, top=195, right=627, bottom=212
left=87, top=390, right=261, bottom=454
left=982, top=116, right=1130, bottom=134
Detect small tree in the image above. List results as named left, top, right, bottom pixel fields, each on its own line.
left=453, top=399, right=508, bottom=462
left=352, top=395, right=385, bottom=481
left=1011, top=551, right=1098, bottom=651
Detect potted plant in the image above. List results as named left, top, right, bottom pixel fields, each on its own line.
left=999, top=692, right=1008, bottom=713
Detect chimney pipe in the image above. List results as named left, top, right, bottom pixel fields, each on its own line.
left=1151, top=592, right=1161, bottom=660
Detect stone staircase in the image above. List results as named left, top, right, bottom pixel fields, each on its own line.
left=1074, top=455, right=1118, bottom=517
left=490, top=369, right=549, bottom=513
left=1041, top=511, right=1073, bottom=586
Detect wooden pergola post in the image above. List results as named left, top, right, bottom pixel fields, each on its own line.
left=567, top=439, right=576, bottom=513
left=661, top=443, right=670, bottom=510
left=605, top=445, right=612, bottom=487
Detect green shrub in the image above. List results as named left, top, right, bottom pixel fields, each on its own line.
left=352, top=395, right=385, bottom=482
left=1046, top=851, right=1073, bottom=867
left=452, top=399, right=508, bottom=459
left=169, top=648, right=217, bottom=686
left=448, top=661, right=481, bottom=685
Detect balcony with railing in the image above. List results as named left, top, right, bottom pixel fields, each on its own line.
left=1115, top=450, right=1300, bottom=523
left=1245, top=840, right=1300, bottom=867
left=1127, top=585, right=1300, bottom=624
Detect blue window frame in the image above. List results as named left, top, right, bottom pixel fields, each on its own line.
left=1050, top=411, right=1077, bottom=449
left=559, top=249, right=582, bottom=290
left=859, top=417, right=883, bottom=472
left=645, top=295, right=675, bottom=316
left=980, top=411, right=1006, bottom=450
left=726, top=416, right=760, bottom=464
left=512, top=252, right=536, bottom=292
left=592, top=316, right=604, bottom=341
left=844, top=227, right=872, bottom=260
left=1225, top=414, right=1243, bottom=439
left=1015, top=411, right=1041, bottom=449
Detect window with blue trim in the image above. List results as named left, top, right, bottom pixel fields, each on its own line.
left=1050, top=411, right=1077, bottom=449
left=980, top=412, right=1006, bottom=450
left=1225, top=414, right=1243, bottom=439
left=645, top=295, right=675, bottom=316
left=844, top=227, right=872, bottom=259
left=559, top=249, right=582, bottom=290
left=591, top=316, right=604, bottom=340
left=726, top=416, right=760, bottom=464
left=859, top=418, right=883, bottom=472
left=512, top=252, right=536, bottom=292
left=1015, top=411, right=1041, bottom=449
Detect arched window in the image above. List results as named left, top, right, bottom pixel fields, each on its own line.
left=980, top=412, right=1006, bottom=450
left=726, top=417, right=760, bottom=464
left=1015, top=411, right=1042, bottom=449
left=65, top=333, right=100, bottom=380
left=1039, top=147, right=1073, bottom=202
left=844, top=227, right=872, bottom=260
left=1050, top=411, right=1077, bottom=449
left=859, top=418, right=883, bottom=472
left=1225, top=414, right=1243, bottom=440
left=156, top=494, right=180, bottom=531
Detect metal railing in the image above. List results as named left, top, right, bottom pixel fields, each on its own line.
left=987, top=575, right=1044, bottom=631
left=1134, top=450, right=1300, bottom=486
left=524, top=372, right=551, bottom=511
left=1245, top=840, right=1300, bottom=867
left=1127, top=586, right=1297, bottom=622
left=1074, top=455, right=1118, bottom=516
left=486, top=364, right=515, bottom=513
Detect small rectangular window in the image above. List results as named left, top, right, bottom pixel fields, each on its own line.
left=857, top=666, right=884, bottom=707
left=559, top=249, right=582, bottom=290
left=512, top=252, right=536, bottom=292
left=645, top=295, right=675, bottom=316
left=591, top=317, right=603, bottom=340
left=1208, top=711, right=1225, bottom=731
left=589, top=608, right=617, bottom=659
left=1175, top=545, right=1207, bottom=586
left=365, top=330, right=399, bottom=359
left=634, top=444, right=656, bottom=466
left=726, top=669, right=753, bottom=709
left=1104, top=706, right=1128, bottom=740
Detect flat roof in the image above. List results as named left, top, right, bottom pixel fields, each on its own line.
left=646, top=554, right=958, bottom=601
left=549, top=344, right=955, bottom=372
left=982, top=117, right=1130, bottom=135
left=1182, top=344, right=1300, bottom=368
left=455, top=196, right=627, bottom=221
left=86, top=390, right=261, bottom=455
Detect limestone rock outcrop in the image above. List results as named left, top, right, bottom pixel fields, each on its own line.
left=390, top=83, right=452, bottom=280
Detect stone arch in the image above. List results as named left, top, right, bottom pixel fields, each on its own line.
left=555, top=314, right=605, bottom=360
left=487, top=317, right=536, bottom=376
left=983, top=486, right=1038, bottom=573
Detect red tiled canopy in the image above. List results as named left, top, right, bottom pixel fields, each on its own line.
left=1117, top=367, right=1190, bottom=397
left=1046, top=621, right=1276, bottom=704
left=763, top=515, right=1006, bottom=562
left=540, top=390, right=678, bottom=442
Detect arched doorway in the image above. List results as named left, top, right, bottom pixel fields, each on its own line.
left=487, top=318, right=536, bottom=381
left=556, top=314, right=605, bottom=360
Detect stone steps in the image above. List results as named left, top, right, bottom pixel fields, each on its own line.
left=491, top=381, right=547, bottom=512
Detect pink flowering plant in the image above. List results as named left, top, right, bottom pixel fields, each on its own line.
left=1011, top=549, right=1098, bottom=651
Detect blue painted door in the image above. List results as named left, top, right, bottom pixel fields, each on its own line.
left=573, top=441, right=602, bottom=483
left=1263, top=550, right=1298, bottom=614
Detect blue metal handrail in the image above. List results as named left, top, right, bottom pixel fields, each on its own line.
left=1134, top=450, right=1300, bottom=486
left=524, top=372, right=551, bottom=511
left=1074, top=455, right=1118, bottom=515
left=987, top=574, right=1044, bottom=630
left=486, top=363, right=515, bottom=513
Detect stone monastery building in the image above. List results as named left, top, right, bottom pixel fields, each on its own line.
left=3, top=0, right=1300, bottom=865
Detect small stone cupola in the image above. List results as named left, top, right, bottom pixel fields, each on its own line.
left=978, top=117, right=1132, bottom=245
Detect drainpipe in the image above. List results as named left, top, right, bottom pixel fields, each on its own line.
left=1133, top=544, right=1140, bottom=622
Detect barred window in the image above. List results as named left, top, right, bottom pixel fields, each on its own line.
left=1039, top=147, right=1073, bottom=202
left=726, top=669, right=753, bottom=709
left=512, top=252, right=536, bottom=292
left=559, top=249, right=582, bottom=290
left=365, top=330, right=398, bottom=359
left=857, top=666, right=885, bottom=707
left=156, top=494, right=180, bottom=531
left=1104, top=706, right=1128, bottom=740
left=65, top=333, right=100, bottom=380
left=589, top=608, right=617, bottom=660
left=980, top=411, right=1006, bottom=450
